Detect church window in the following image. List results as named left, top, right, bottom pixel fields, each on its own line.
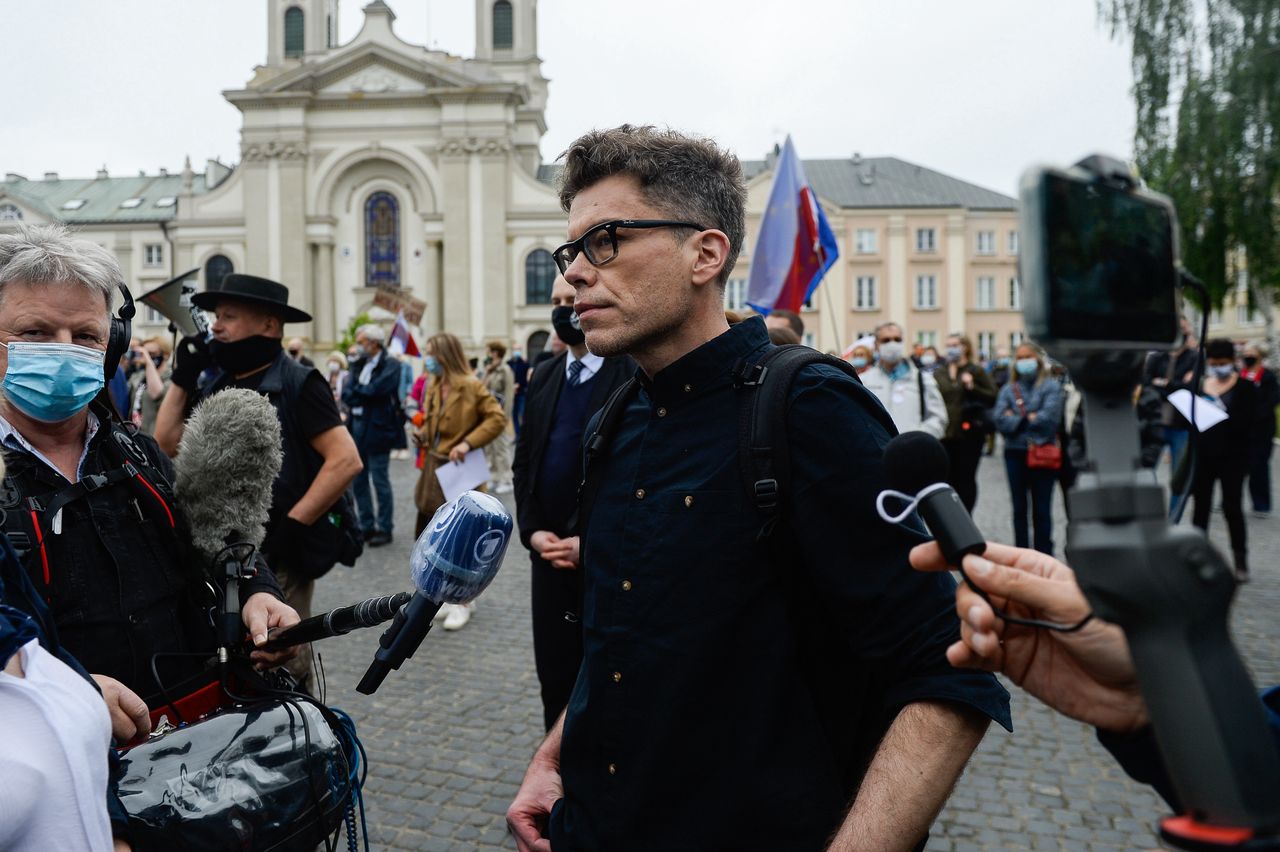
left=493, top=1, right=514, bottom=50
left=205, top=254, right=233, bottom=290
left=0, top=203, right=21, bottom=221
left=365, top=192, right=400, bottom=289
left=525, top=249, right=555, bottom=304
left=284, top=6, right=305, bottom=58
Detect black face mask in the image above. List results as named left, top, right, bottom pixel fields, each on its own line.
left=210, top=335, right=283, bottom=375
left=1244, top=356, right=1260, bottom=368
left=551, top=305, right=585, bottom=346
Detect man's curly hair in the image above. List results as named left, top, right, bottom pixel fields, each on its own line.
left=557, top=125, right=747, bottom=287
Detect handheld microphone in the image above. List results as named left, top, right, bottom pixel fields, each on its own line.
left=256, top=592, right=413, bottom=652
left=878, top=431, right=986, bottom=566
left=356, top=490, right=511, bottom=694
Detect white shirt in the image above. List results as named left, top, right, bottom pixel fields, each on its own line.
left=858, top=361, right=948, bottom=438
left=0, top=639, right=114, bottom=851
left=0, top=411, right=100, bottom=481
left=565, top=351, right=605, bottom=384
left=358, top=350, right=382, bottom=385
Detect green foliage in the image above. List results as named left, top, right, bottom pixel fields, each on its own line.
left=338, top=312, right=371, bottom=353
left=1100, top=0, right=1279, bottom=310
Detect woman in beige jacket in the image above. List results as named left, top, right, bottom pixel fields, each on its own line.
left=413, top=332, right=507, bottom=629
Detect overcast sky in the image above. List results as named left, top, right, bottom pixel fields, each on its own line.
left=0, top=1, right=1137, bottom=198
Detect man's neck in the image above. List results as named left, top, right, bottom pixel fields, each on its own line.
left=0, top=399, right=91, bottom=463
left=632, top=312, right=730, bottom=379
left=568, top=343, right=589, bottom=361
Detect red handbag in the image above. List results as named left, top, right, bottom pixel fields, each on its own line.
left=1012, top=382, right=1063, bottom=470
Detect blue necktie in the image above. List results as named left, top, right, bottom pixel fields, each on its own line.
left=567, top=360, right=584, bottom=387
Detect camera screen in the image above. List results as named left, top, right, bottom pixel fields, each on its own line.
left=1043, top=174, right=1178, bottom=343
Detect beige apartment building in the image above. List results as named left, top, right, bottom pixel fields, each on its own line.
left=0, top=0, right=1025, bottom=359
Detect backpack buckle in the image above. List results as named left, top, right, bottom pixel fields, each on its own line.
left=753, top=478, right=779, bottom=510
left=734, top=362, right=769, bottom=388
left=81, top=473, right=109, bottom=492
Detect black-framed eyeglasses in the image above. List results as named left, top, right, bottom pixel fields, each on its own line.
left=552, top=219, right=707, bottom=274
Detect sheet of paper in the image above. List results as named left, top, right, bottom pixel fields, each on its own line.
left=1167, top=388, right=1229, bottom=433
left=434, top=448, right=491, bottom=503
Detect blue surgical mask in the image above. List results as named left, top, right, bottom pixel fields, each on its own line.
left=2, top=341, right=105, bottom=422
left=1015, top=358, right=1039, bottom=377
left=424, top=355, right=442, bottom=376
left=851, top=357, right=868, bottom=369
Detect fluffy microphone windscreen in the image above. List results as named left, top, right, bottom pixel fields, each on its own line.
left=174, top=388, right=282, bottom=563
left=883, top=431, right=952, bottom=496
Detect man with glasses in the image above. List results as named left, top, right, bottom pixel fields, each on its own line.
left=506, top=125, right=1010, bottom=852
left=861, top=321, right=947, bottom=438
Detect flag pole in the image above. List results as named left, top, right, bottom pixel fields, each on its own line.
left=819, top=274, right=843, bottom=353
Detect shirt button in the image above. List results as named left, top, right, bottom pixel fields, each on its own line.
left=657, top=407, right=667, bottom=417
left=683, top=384, right=692, bottom=393
left=612, top=671, right=622, bottom=683
left=683, top=495, right=693, bottom=508
left=621, top=579, right=633, bottom=591
left=635, top=488, right=645, bottom=499
left=608, top=763, right=617, bottom=775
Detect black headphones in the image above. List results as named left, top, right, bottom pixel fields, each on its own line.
left=103, top=281, right=136, bottom=383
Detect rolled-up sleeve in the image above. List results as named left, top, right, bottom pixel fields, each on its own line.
left=786, top=364, right=1012, bottom=730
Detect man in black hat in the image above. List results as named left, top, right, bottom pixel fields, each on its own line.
left=155, top=274, right=364, bottom=688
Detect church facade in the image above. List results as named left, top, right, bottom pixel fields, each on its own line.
left=1, top=0, right=1028, bottom=358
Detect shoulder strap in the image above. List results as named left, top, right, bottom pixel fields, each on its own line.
left=735, top=345, right=869, bottom=540
left=1011, top=379, right=1027, bottom=415
left=917, top=367, right=927, bottom=421
left=572, top=376, right=641, bottom=540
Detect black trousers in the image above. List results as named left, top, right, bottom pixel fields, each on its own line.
left=1248, top=438, right=1274, bottom=513
left=530, top=553, right=584, bottom=731
left=942, top=437, right=984, bottom=513
left=1192, top=458, right=1248, bottom=555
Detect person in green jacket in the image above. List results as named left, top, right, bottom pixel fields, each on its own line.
left=933, top=333, right=997, bottom=512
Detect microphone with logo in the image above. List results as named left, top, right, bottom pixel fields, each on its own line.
left=876, top=431, right=986, bottom=567
left=356, top=490, right=511, bottom=695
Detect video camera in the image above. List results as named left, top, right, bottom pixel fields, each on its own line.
left=1018, top=155, right=1280, bottom=849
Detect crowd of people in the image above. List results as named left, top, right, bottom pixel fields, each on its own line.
left=3, top=123, right=1279, bottom=850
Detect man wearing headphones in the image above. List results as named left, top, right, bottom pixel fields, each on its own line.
left=0, top=225, right=299, bottom=735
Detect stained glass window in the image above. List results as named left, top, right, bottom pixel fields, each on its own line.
left=205, top=254, right=233, bottom=290
left=366, top=192, right=400, bottom=288
left=525, top=249, right=555, bottom=304
left=493, top=1, right=514, bottom=50
left=284, top=7, right=305, bottom=58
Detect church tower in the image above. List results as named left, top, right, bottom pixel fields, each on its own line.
left=266, top=0, right=340, bottom=66
left=474, top=0, right=537, bottom=61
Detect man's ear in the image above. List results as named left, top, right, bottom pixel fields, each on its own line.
left=689, top=230, right=731, bottom=288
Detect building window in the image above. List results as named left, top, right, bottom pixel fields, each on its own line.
left=976, top=276, right=995, bottom=310
left=1008, top=230, right=1019, bottom=255
left=855, top=276, right=877, bottom=310
left=1209, top=308, right=1223, bottom=327
left=492, top=0, right=514, bottom=50
left=0, top=203, right=20, bottom=221
left=284, top=6, right=305, bottom=57
left=977, top=331, right=995, bottom=360
left=205, top=254, right=233, bottom=290
left=916, top=330, right=937, bottom=347
left=144, top=244, right=164, bottom=267
left=802, top=332, right=816, bottom=349
left=724, top=278, right=747, bottom=312
left=915, top=228, right=936, bottom=253
left=855, top=228, right=877, bottom=254
left=1238, top=303, right=1264, bottom=326
left=327, top=14, right=333, bottom=48
left=915, top=274, right=938, bottom=309
left=1010, top=330, right=1025, bottom=350
left=365, top=192, right=400, bottom=288
left=976, top=230, right=995, bottom=255
left=525, top=249, right=556, bottom=304
left=144, top=305, right=166, bottom=324
left=1009, top=276, right=1022, bottom=310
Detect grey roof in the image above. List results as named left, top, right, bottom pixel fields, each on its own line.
left=0, top=172, right=210, bottom=223
left=535, top=156, right=1015, bottom=211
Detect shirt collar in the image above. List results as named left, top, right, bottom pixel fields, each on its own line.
left=566, top=350, right=605, bottom=380
left=880, top=360, right=911, bottom=382
left=640, top=316, right=770, bottom=405
left=0, top=409, right=101, bottom=482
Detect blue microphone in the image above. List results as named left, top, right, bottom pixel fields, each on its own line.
left=356, top=491, right=511, bottom=694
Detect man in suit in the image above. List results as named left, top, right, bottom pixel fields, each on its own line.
left=513, top=274, right=634, bottom=731
left=343, top=323, right=403, bottom=547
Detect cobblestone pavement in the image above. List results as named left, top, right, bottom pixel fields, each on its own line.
left=308, top=447, right=1279, bottom=851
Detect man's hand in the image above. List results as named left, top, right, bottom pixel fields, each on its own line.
left=170, top=334, right=211, bottom=391
left=960, top=372, right=974, bottom=390
left=540, top=536, right=580, bottom=570
left=243, top=593, right=302, bottom=668
left=909, top=540, right=1148, bottom=733
left=449, top=440, right=473, bottom=463
left=507, top=751, right=562, bottom=852
left=91, top=674, right=151, bottom=742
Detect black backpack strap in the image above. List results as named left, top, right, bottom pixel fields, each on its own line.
left=735, top=345, right=868, bottom=540
left=571, top=376, right=641, bottom=540
left=917, top=367, right=927, bottom=421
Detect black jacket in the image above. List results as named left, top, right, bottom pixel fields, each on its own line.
left=343, top=352, right=404, bottom=454
left=513, top=352, right=634, bottom=548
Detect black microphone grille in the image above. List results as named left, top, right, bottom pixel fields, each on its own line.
left=883, top=431, right=951, bottom=496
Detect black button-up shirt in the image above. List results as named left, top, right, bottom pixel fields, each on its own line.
left=550, top=318, right=1011, bottom=851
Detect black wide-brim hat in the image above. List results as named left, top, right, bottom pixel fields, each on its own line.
left=191, top=273, right=312, bottom=324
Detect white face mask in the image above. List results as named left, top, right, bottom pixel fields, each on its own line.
left=879, top=341, right=905, bottom=364
left=920, top=353, right=937, bottom=367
